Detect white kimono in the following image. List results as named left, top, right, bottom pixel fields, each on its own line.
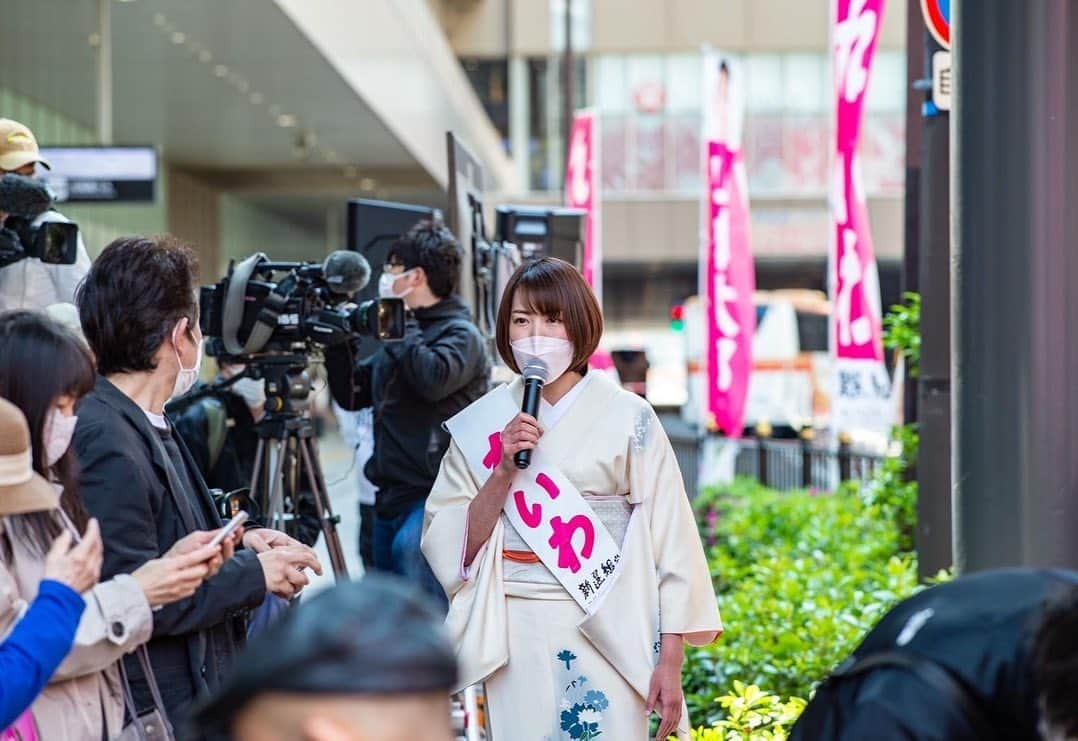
left=423, top=371, right=722, bottom=740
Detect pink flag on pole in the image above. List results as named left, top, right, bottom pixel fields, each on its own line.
left=565, top=109, right=602, bottom=306
left=830, top=0, right=892, bottom=437
left=702, top=52, right=756, bottom=438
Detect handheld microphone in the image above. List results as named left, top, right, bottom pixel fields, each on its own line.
left=515, top=360, right=548, bottom=470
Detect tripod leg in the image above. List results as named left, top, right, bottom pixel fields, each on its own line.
left=249, top=438, right=266, bottom=515
left=265, top=440, right=287, bottom=532
left=299, top=438, right=349, bottom=581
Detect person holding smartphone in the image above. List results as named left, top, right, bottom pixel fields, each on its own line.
left=73, top=235, right=322, bottom=728
left=0, top=315, right=231, bottom=740
left=0, top=397, right=99, bottom=733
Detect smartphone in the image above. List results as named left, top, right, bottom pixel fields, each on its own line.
left=209, top=511, right=249, bottom=547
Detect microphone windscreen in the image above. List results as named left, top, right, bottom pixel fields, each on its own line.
left=522, top=360, right=548, bottom=382
left=0, top=174, right=53, bottom=218
left=323, top=250, right=370, bottom=295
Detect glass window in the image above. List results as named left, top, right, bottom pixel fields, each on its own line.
left=783, top=54, right=826, bottom=113
left=668, top=112, right=702, bottom=192
left=626, top=55, right=666, bottom=114
left=745, top=55, right=783, bottom=112
left=527, top=50, right=904, bottom=197
left=601, top=115, right=629, bottom=191
left=631, top=116, right=667, bottom=190
left=666, top=54, right=702, bottom=113
left=527, top=58, right=553, bottom=191
left=596, top=56, right=627, bottom=113
left=866, top=51, right=906, bottom=113
left=549, top=0, right=592, bottom=52
left=526, top=55, right=587, bottom=191
left=460, top=57, right=510, bottom=152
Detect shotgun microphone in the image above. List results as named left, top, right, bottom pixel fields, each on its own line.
left=515, top=360, right=548, bottom=469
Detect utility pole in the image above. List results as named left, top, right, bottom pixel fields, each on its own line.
left=562, top=0, right=574, bottom=188
left=902, top=0, right=923, bottom=426
left=96, top=0, right=113, bottom=144
left=953, top=0, right=1078, bottom=571
left=914, top=2, right=952, bottom=579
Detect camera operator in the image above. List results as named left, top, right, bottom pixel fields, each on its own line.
left=324, top=220, right=489, bottom=611
left=168, top=362, right=322, bottom=547
left=0, top=119, right=91, bottom=312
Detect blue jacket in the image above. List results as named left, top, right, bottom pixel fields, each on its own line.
left=0, top=579, right=85, bottom=729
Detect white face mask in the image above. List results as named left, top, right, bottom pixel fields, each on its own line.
left=378, top=269, right=415, bottom=300
left=171, top=323, right=204, bottom=400
left=231, top=377, right=266, bottom=409
left=43, top=407, right=78, bottom=467
left=511, top=335, right=575, bottom=383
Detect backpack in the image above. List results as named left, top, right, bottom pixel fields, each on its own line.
left=789, top=650, right=996, bottom=740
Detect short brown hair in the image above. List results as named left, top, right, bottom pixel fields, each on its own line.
left=495, top=257, right=603, bottom=375
left=77, top=234, right=200, bottom=376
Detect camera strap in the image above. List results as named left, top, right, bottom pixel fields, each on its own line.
left=244, top=289, right=287, bottom=354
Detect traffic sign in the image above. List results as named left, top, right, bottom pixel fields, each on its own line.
left=921, top=0, right=951, bottom=50
left=931, top=51, right=951, bottom=111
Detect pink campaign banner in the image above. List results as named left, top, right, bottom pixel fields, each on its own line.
left=831, top=0, right=892, bottom=439
left=832, top=0, right=885, bottom=362
left=565, top=109, right=602, bottom=304
left=704, top=142, right=756, bottom=438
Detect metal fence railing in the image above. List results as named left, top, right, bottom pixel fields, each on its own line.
left=659, top=414, right=886, bottom=496
left=731, top=436, right=884, bottom=492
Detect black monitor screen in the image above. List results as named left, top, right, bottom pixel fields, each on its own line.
left=346, top=198, right=438, bottom=359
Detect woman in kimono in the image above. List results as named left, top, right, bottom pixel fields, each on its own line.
left=423, top=258, right=721, bottom=740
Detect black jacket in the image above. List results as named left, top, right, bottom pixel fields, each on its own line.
left=74, top=377, right=267, bottom=724
left=790, top=568, right=1078, bottom=741
left=324, top=295, right=489, bottom=517
left=167, top=383, right=322, bottom=546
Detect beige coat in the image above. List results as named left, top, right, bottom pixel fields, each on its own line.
left=0, top=487, right=153, bottom=741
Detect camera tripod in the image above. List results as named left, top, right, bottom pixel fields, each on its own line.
left=247, top=359, right=349, bottom=581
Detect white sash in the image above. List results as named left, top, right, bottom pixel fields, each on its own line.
left=445, top=384, right=622, bottom=613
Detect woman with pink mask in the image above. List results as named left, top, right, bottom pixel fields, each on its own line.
left=0, top=311, right=231, bottom=739
left=423, top=258, right=721, bottom=740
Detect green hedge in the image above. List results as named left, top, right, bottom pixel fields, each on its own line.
left=683, top=476, right=919, bottom=729
left=672, top=295, right=930, bottom=738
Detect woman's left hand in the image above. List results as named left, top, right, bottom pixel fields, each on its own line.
left=647, top=635, right=685, bottom=739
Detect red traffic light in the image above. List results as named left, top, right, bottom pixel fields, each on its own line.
left=670, top=304, right=685, bottom=322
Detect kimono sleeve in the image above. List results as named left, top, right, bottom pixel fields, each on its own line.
left=629, top=403, right=722, bottom=646
left=423, top=439, right=482, bottom=598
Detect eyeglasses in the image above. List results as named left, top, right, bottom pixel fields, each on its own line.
left=382, top=262, right=410, bottom=274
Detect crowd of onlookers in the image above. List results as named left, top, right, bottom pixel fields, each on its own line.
left=0, top=118, right=459, bottom=741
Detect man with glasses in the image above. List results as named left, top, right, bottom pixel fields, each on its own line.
left=324, top=220, right=489, bottom=611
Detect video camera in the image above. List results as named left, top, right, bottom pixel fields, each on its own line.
left=199, top=249, right=406, bottom=363
left=0, top=173, right=80, bottom=267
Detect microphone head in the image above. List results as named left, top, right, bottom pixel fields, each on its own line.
left=521, top=360, right=548, bottom=382
left=323, top=250, right=370, bottom=296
